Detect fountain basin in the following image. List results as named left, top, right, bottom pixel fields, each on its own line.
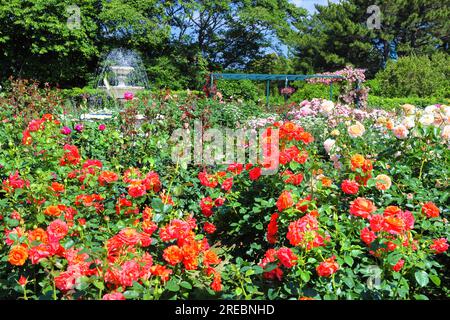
left=98, top=85, right=145, bottom=100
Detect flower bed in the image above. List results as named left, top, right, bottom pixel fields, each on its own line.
left=0, top=86, right=449, bottom=300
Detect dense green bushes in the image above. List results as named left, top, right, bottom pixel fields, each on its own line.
left=370, top=53, right=450, bottom=99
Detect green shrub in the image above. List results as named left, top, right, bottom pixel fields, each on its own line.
left=290, top=82, right=338, bottom=101
left=373, top=53, right=450, bottom=98
left=216, top=79, right=260, bottom=102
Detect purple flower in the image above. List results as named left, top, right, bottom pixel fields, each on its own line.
left=98, top=124, right=106, bottom=131
left=74, top=124, right=84, bottom=132
left=124, top=92, right=134, bottom=101
left=61, top=126, right=72, bottom=135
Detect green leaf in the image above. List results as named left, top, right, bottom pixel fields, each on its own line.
left=253, top=266, right=264, bottom=275
left=151, top=198, right=164, bottom=212
left=93, top=280, right=105, bottom=290
left=415, top=271, right=429, bottom=287
left=344, top=256, right=354, bottom=267
left=264, top=262, right=278, bottom=272
left=300, top=270, right=310, bottom=283
left=429, top=275, right=441, bottom=286
left=414, top=294, right=429, bottom=300
left=166, top=279, right=180, bottom=292
left=343, top=276, right=355, bottom=288
left=180, top=281, right=192, bottom=290
left=37, top=213, right=45, bottom=223
left=123, top=290, right=140, bottom=299
left=387, top=252, right=402, bottom=266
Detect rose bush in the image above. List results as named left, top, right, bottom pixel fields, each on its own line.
left=0, top=81, right=448, bottom=300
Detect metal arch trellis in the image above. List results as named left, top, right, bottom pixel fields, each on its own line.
left=209, top=73, right=345, bottom=105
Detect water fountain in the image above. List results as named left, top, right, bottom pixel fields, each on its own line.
left=77, top=48, right=149, bottom=121
left=97, top=48, right=149, bottom=100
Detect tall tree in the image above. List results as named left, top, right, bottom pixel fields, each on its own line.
left=0, top=0, right=100, bottom=86
left=291, top=0, right=449, bottom=77
left=164, top=0, right=305, bottom=69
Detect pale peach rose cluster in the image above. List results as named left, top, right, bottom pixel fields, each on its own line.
left=347, top=121, right=365, bottom=138
left=375, top=174, right=392, bottom=191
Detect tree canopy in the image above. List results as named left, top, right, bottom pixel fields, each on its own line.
left=0, top=0, right=448, bottom=88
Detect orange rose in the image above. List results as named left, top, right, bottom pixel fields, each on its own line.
left=44, top=205, right=62, bottom=217
left=163, top=245, right=184, bottom=266
left=28, top=228, right=48, bottom=244
left=386, top=119, right=394, bottom=130
left=422, top=202, right=440, bottom=218
left=347, top=121, right=365, bottom=138
left=203, top=249, right=221, bottom=266
left=98, top=171, right=119, bottom=186
left=276, top=190, right=294, bottom=212
left=9, top=245, right=28, bottom=266
left=349, top=197, right=376, bottom=219
left=321, top=177, right=332, bottom=187
left=350, top=154, right=365, bottom=171
left=384, top=206, right=401, bottom=217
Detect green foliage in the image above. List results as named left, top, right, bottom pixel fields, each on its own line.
left=0, top=0, right=99, bottom=86
left=372, top=53, right=450, bottom=99
left=290, top=82, right=338, bottom=101
left=216, top=80, right=261, bottom=102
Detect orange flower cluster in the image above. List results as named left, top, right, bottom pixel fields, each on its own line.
left=316, top=256, right=339, bottom=277
left=350, top=154, right=373, bottom=186
left=124, top=168, right=162, bottom=198
left=60, top=144, right=81, bottom=166
left=286, top=214, right=329, bottom=250
left=75, top=194, right=105, bottom=212
left=275, top=121, right=314, bottom=144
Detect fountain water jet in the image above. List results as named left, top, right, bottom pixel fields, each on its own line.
left=96, top=48, right=149, bottom=100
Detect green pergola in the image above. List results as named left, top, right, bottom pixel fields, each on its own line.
left=209, top=73, right=345, bottom=105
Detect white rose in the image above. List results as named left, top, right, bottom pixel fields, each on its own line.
left=419, top=113, right=434, bottom=126
left=320, top=100, right=334, bottom=115
left=424, top=105, right=437, bottom=113
left=323, top=139, right=336, bottom=154
left=402, top=116, right=415, bottom=129
left=442, top=125, right=450, bottom=141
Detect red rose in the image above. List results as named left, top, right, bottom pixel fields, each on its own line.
left=249, top=167, right=262, bottom=181
left=316, top=256, right=339, bottom=277
left=200, top=197, right=214, bottom=217
left=266, top=213, right=279, bottom=244
left=392, top=259, right=405, bottom=272
left=276, top=247, right=297, bottom=268
left=221, top=177, right=233, bottom=191
left=430, top=238, right=448, bottom=254
left=204, top=222, right=217, bottom=234
left=341, top=179, right=359, bottom=195
left=360, top=227, right=377, bottom=245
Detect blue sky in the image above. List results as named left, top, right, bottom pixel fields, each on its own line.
left=290, top=0, right=340, bottom=13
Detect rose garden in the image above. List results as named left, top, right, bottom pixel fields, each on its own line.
left=0, top=0, right=448, bottom=301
